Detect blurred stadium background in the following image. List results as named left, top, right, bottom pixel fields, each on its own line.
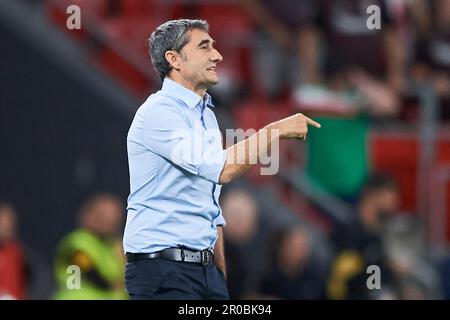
left=1, top=0, right=450, bottom=299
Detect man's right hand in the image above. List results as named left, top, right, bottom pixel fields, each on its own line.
left=269, top=113, right=321, bottom=140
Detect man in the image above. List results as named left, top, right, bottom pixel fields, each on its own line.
left=327, top=174, right=400, bottom=299
left=123, top=19, right=320, bottom=300
left=54, top=194, right=127, bottom=300
left=411, top=0, right=450, bottom=119
left=221, top=188, right=268, bottom=299
left=240, top=0, right=319, bottom=100
left=0, top=202, right=25, bottom=299
left=261, top=225, right=325, bottom=300
left=295, top=0, right=401, bottom=203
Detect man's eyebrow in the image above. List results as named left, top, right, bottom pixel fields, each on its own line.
left=197, top=39, right=216, bottom=47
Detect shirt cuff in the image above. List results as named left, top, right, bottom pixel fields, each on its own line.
left=198, top=149, right=227, bottom=184
left=213, top=213, right=227, bottom=228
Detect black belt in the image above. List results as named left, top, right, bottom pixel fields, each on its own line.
left=126, top=248, right=214, bottom=266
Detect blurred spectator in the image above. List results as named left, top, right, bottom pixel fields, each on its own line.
left=240, top=0, right=319, bottom=100
left=53, top=193, right=127, bottom=300
left=327, top=174, right=400, bottom=299
left=318, top=0, right=405, bottom=91
left=293, top=0, right=402, bottom=202
left=382, top=214, right=442, bottom=300
left=0, top=202, right=25, bottom=300
left=410, top=0, right=450, bottom=119
left=221, top=188, right=270, bottom=299
left=304, top=67, right=400, bottom=203
left=260, top=225, right=326, bottom=299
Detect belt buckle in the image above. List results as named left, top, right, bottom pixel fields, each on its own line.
left=201, top=250, right=209, bottom=266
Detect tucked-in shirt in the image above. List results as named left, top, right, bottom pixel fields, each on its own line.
left=123, top=78, right=227, bottom=254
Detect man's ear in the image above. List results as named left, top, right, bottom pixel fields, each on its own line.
left=165, top=50, right=181, bottom=71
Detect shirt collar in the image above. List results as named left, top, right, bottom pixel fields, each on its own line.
left=203, top=92, right=214, bottom=109
left=161, top=77, right=214, bottom=109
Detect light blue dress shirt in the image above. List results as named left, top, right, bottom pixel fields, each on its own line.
left=123, top=78, right=228, bottom=254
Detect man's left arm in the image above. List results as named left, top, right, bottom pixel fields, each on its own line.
left=214, top=226, right=227, bottom=280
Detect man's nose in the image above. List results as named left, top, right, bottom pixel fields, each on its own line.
left=210, top=48, right=223, bottom=63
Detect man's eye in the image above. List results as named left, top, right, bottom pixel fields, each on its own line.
left=201, top=46, right=208, bottom=50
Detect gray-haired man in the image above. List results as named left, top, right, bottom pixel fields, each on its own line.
left=123, top=19, right=320, bottom=300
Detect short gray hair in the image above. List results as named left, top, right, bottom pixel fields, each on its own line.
left=149, top=19, right=209, bottom=81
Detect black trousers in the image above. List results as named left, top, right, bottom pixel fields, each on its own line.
left=125, top=257, right=229, bottom=300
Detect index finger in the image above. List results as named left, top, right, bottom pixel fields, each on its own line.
left=304, top=116, right=321, bottom=128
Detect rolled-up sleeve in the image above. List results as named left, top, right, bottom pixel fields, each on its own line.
left=212, top=212, right=226, bottom=228
left=198, top=148, right=227, bottom=184
left=143, top=103, right=226, bottom=184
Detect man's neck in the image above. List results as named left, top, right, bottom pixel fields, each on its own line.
left=167, top=75, right=207, bottom=97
